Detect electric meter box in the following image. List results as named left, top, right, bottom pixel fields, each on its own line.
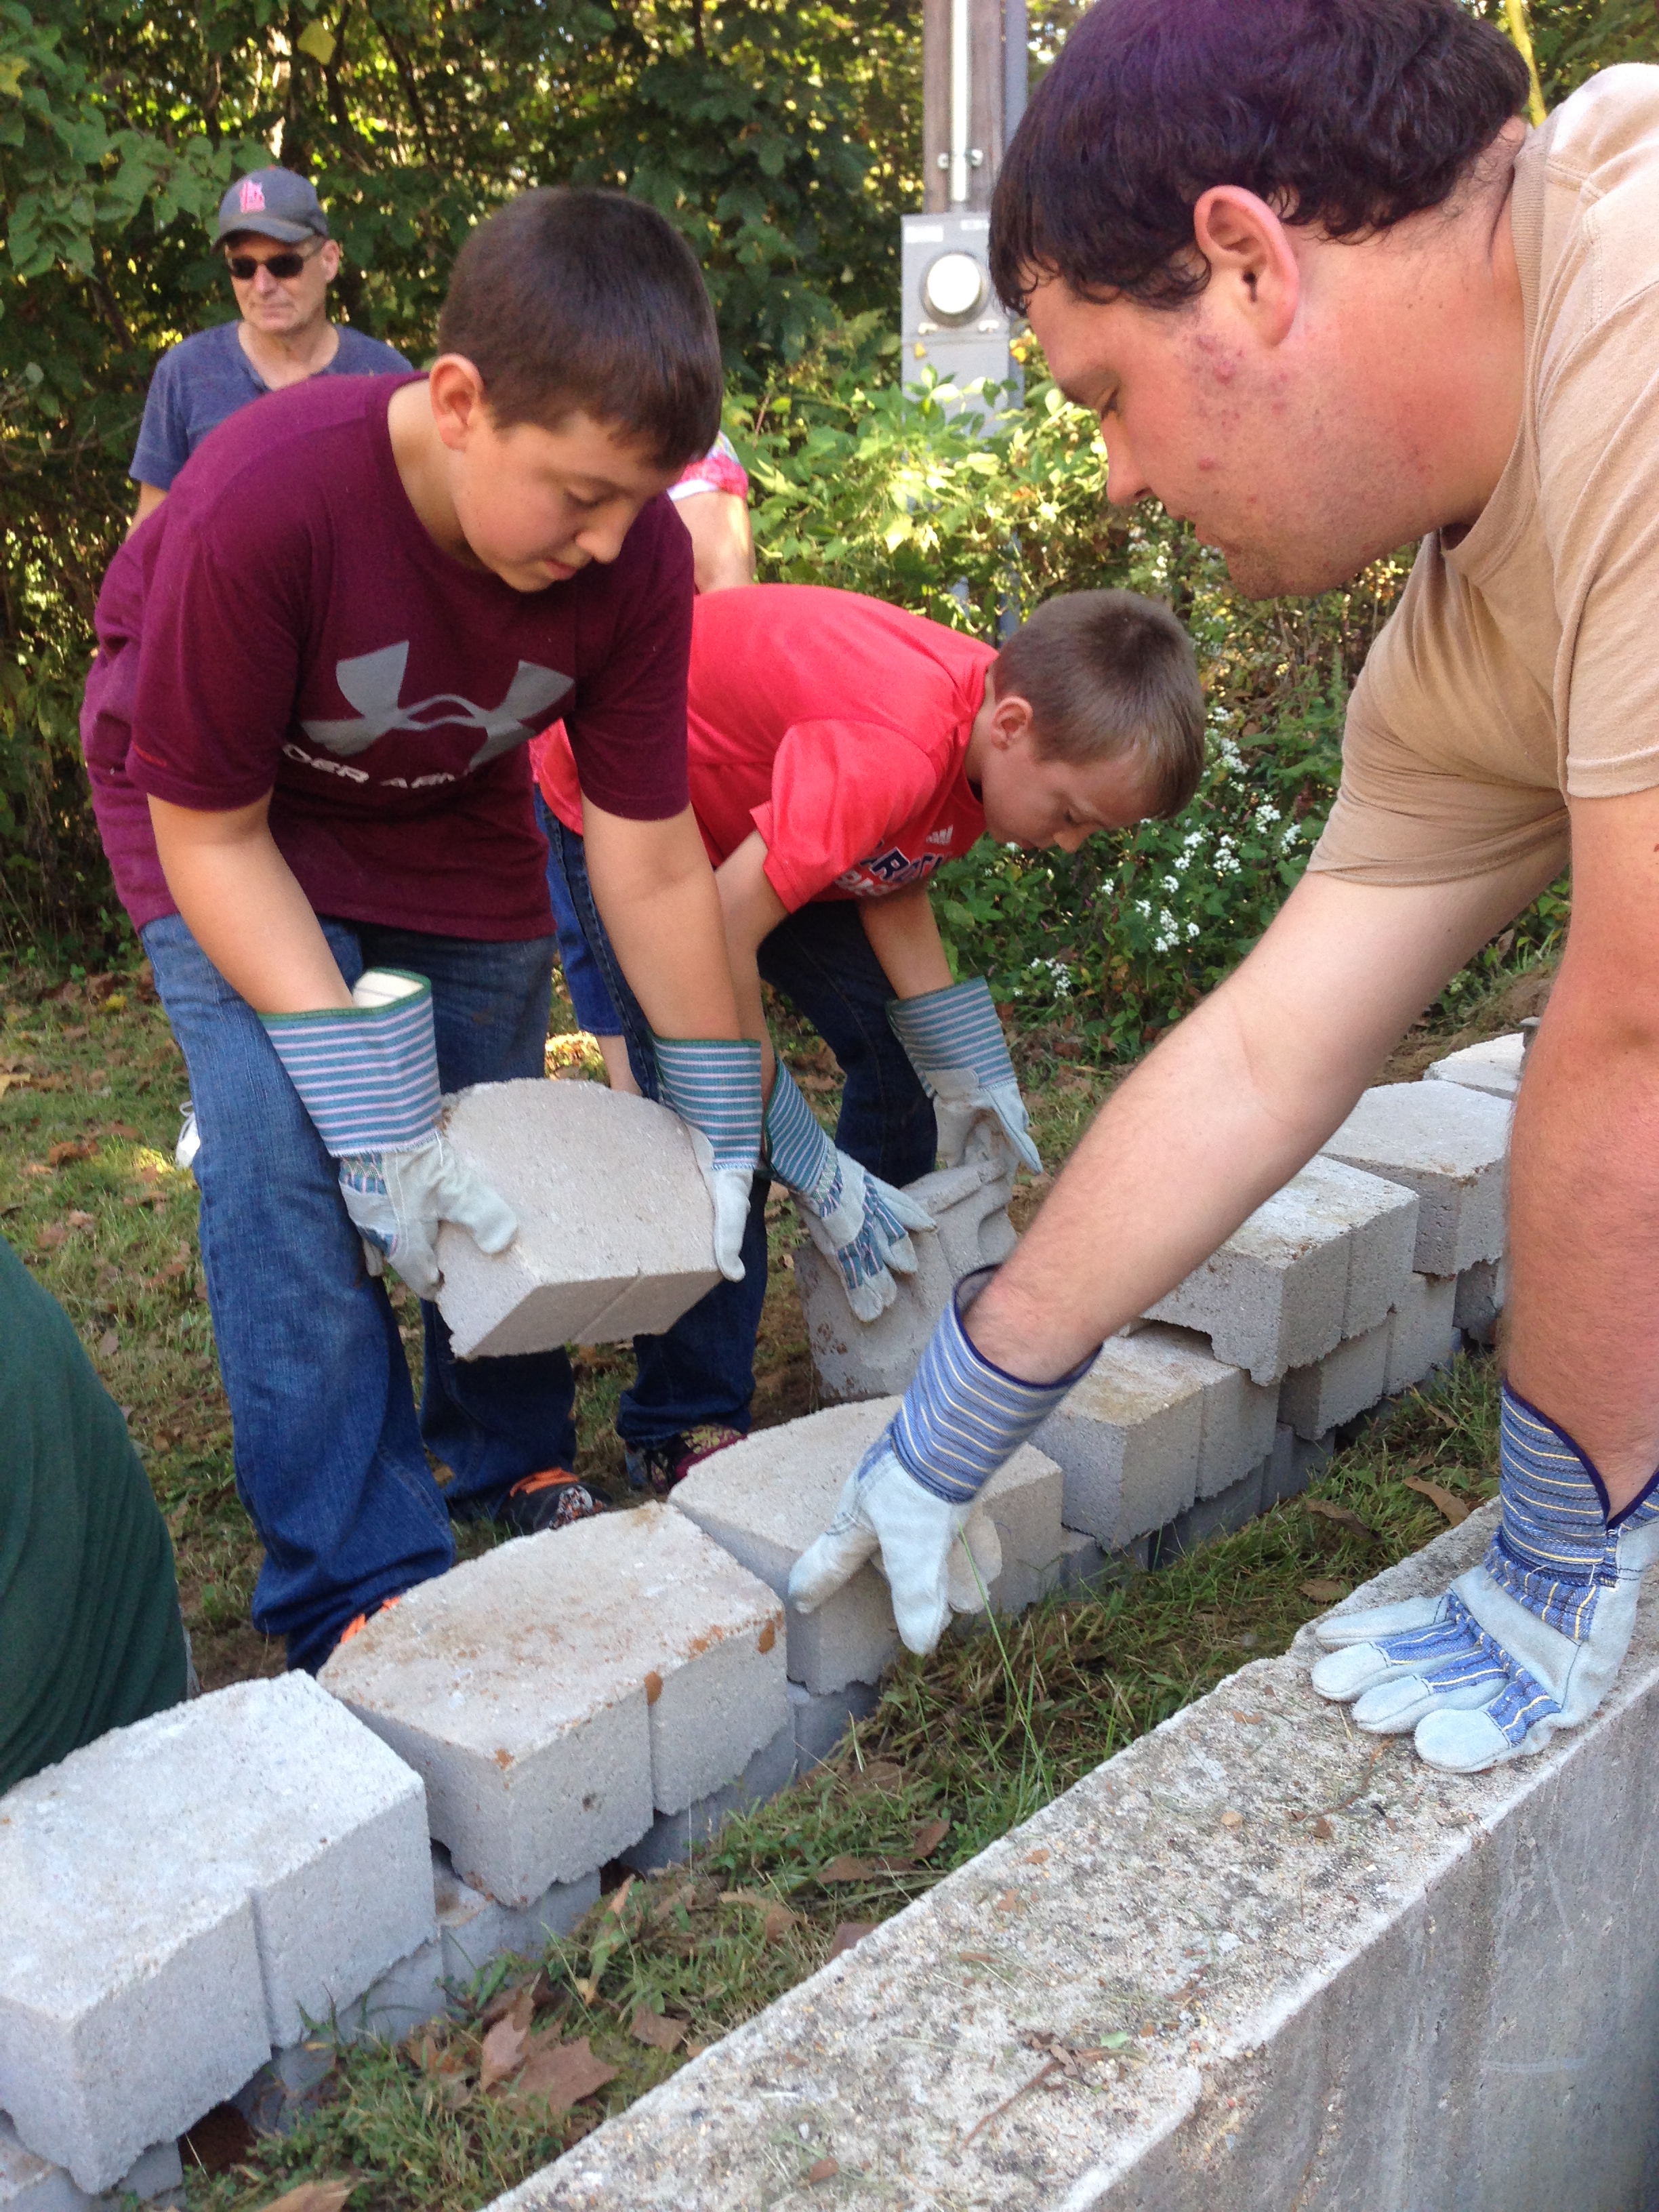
left=900, top=211, right=1021, bottom=424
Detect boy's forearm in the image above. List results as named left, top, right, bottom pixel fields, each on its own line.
left=583, top=800, right=743, bottom=1040
left=148, top=794, right=352, bottom=1013
left=859, top=884, right=954, bottom=1000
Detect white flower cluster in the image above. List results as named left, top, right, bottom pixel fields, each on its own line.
left=1025, top=956, right=1074, bottom=998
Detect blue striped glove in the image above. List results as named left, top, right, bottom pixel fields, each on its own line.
left=652, top=1035, right=764, bottom=1282
left=262, top=970, right=517, bottom=1298
left=764, top=1063, right=935, bottom=1323
left=1310, top=1382, right=1659, bottom=1771
left=888, top=977, right=1042, bottom=1176
left=788, top=1267, right=1097, bottom=1652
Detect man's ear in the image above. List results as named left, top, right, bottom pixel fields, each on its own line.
left=989, top=688, right=1036, bottom=751
left=1191, top=185, right=1300, bottom=344
left=425, top=355, right=489, bottom=453
left=320, top=238, right=343, bottom=281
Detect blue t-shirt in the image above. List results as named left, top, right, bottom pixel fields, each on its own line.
left=129, top=319, right=412, bottom=491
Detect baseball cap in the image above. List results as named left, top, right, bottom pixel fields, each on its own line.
left=215, top=168, right=329, bottom=246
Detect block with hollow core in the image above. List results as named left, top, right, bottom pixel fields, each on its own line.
left=1425, top=1030, right=1526, bottom=1101
left=1455, top=1254, right=1508, bottom=1347
left=794, top=1151, right=1017, bottom=1402
left=320, top=1507, right=784, bottom=1902
left=432, top=1079, right=720, bottom=1358
left=1320, top=1081, right=1511, bottom=1276
left=670, top=1399, right=1062, bottom=1693
left=0, top=1677, right=430, bottom=2194
left=1385, top=1271, right=1458, bottom=1397
left=1277, top=1318, right=1391, bottom=1441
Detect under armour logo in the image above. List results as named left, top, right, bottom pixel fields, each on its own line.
left=301, top=642, right=572, bottom=769
left=239, top=177, right=266, bottom=212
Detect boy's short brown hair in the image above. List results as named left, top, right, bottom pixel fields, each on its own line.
left=991, top=590, right=1204, bottom=818
left=438, top=188, right=723, bottom=471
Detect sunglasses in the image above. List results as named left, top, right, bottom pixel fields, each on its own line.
left=226, top=244, right=321, bottom=281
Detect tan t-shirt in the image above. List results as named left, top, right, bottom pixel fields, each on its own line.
left=1311, top=66, right=1659, bottom=890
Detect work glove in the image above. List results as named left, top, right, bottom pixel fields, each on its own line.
left=651, top=1033, right=764, bottom=1283
left=788, top=1266, right=1097, bottom=1652
left=1309, top=1382, right=1659, bottom=1772
left=889, top=975, right=1042, bottom=1175
left=764, top=1061, right=934, bottom=1322
left=262, top=968, right=517, bottom=1298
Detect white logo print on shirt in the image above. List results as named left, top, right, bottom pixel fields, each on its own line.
left=301, top=642, right=573, bottom=769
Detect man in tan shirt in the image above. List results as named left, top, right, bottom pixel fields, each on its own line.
left=787, top=0, right=1659, bottom=1772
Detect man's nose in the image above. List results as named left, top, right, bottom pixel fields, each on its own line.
left=1054, top=825, right=1090, bottom=854
left=1100, top=422, right=1149, bottom=509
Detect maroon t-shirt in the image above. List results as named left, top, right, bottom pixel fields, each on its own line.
left=83, top=375, right=693, bottom=939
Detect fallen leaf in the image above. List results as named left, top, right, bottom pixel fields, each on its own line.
left=842, top=1759, right=905, bottom=1798
left=606, top=1874, right=636, bottom=1919
left=1229, top=1711, right=1265, bottom=1726
left=573, top=1976, right=598, bottom=2005
left=1404, top=1475, right=1470, bottom=1525
left=827, top=1921, right=875, bottom=1961
left=58, top=1022, right=89, bottom=1041
left=1311, top=1816, right=1334, bottom=1841
left=685, top=2039, right=709, bottom=2057
left=478, top=2013, right=530, bottom=2090
left=503, top=2034, right=618, bottom=2116
left=808, top=2157, right=840, bottom=2184
left=108, top=1121, right=140, bottom=1139
left=1220, top=1809, right=1244, bottom=1832
left=98, top=1327, right=119, bottom=1356
left=818, top=1856, right=877, bottom=1883
left=1300, top=1578, right=1351, bottom=1603
left=48, top=1139, right=97, bottom=1166
left=439, top=2075, right=473, bottom=2111
left=631, top=2005, right=688, bottom=2052
left=35, top=1223, right=68, bottom=1250
left=251, top=2185, right=354, bottom=2212
left=478, top=1984, right=535, bottom=2033
left=1304, top=1499, right=1374, bottom=1536
left=0, top=1072, right=30, bottom=1096
left=64, top=1210, right=94, bottom=1229
left=910, top=1817, right=950, bottom=1857
left=761, top=1903, right=799, bottom=1945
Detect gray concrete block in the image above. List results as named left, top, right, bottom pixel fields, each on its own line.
left=1277, top=1318, right=1391, bottom=1441
left=0, top=2121, right=182, bottom=2212
left=1385, top=1271, right=1458, bottom=1396
left=785, top=1681, right=881, bottom=1774
left=432, top=1846, right=599, bottom=1985
left=1321, top=1080, right=1511, bottom=1275
left=0, top=1676, right=430, bottom=2193
left=1296, top=1155, right=1420, bottom=1339
left=1455, top=1253, right=1508, bottom=1347
left=1143, top=1166, right=1357, bottom=1382
left=794, top=1152, right=1017, bottom=1401
left=619, top=1723, right=798, bottom=1876
left=1151, top=1458, right=1267, bottom=1561
left=1032, top=1326, right=1208, bottom=1545
left=1425, top=1030, right=1525, bottom=1101
left=433, top=1079, right=721, bottom=1358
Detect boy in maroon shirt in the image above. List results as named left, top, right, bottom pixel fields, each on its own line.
left=81, top=190, right=759, bottom=1671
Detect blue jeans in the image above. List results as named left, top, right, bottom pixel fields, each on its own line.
left=144, top=912, right=568, bottom=1673
left=539, top=800, right=936, bottom=1443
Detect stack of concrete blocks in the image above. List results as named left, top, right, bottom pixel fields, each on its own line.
left=0, top=1677, right=434, bottom=2206
left=671, top=1399, right=1086, bottom=1769
left=1423, top=1029, right=1525, bottom=1345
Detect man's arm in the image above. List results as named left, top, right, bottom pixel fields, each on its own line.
left=1507, top=785, right=1659, bottom=1510
left=128, top=483, right=167, bottom=533
left=966, top=859, right=1549, bottom=1380
left=582, top=800, right=743, bottom=1040
left=859, top=882, right=954, bottom=1000
left=148, top=794, right=351, bottom=1011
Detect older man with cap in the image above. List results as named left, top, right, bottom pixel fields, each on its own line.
left=128, top=166, right=410, bottom=529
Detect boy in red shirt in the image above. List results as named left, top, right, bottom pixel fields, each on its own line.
left=81, top=190, right=760, bottom=1670
left=531, top=582, right=1204, bottom=1492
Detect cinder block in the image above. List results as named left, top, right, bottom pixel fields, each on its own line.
left=787, top=1680, right=881, bottom=1774
left=0, top=2121, right=182, bottom=2212
left=1385, top=1272, right=1458, bottom=1396
left=620, top=1721, right=798, bottom=1875
left=1296, top=1156, right=1420, bottom=1339
left=1321, top=1081, right=1511, bottom=1275
left=795, top=1152, right=1017, bottom=1401
left=322, top=1508, right=783, bottom=1901
left=343, top=1938, right=448, bottom=2047
left=1277, top=1319, right=1391, bottom=1441
left=432, top=1846, right=598, bottom=1985
left=1426, top=1031, right=1526, bottom=1101
left=1033, top=1326, right=1211, bottom=1544
left=0, top=1676, right=429, bottom=2193
left=433, top=1079, right=720, bottom=1357
left=1150, top=1458, right=1267, bottom=1561
left=1455, top=1254, right=1508, bottom=1347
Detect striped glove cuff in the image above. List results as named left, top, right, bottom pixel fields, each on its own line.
left=762, top=1061, right=838, bottom=1207
left=886, top=1266, right=1098, bottom=1504
left=262, top=969, right=441, bottom=1158
left=652, top=1035, right=764, bottom=1173
left=888, top=977, right=1015, bottom=1093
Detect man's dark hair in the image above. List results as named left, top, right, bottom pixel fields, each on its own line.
left=990, top=0, right=1530, bottom=312
left=993, top=590, right=1204, bottom=817
left=439, top=188, right=722, bottom=467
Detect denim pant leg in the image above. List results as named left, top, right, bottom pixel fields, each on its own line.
left=141, top=913, right=453, bottom=1675
left=758, top=902, right=939, bottom=1187
left=359, top=924, right=577, bottom=1512
left=544, top=817, right=770, bottom=1443
left=535, top=791, right=626, bottom=1038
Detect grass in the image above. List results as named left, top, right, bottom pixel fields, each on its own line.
left=0, top=944, right=1540, bottom=2212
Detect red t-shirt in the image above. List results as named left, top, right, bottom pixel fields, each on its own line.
left=531, top=586, right=991, bottom=909
left=83, top=375, right=693, bottom=939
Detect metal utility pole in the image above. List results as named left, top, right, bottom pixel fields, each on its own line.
left=904, top=0, right=1029, bottom=419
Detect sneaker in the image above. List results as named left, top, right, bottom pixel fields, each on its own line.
left=624, top=1424, right=744, bottom=1498
left=335, top=1593, right=402, bottom=1650
left=500, top=1467, right=604, bottom=1536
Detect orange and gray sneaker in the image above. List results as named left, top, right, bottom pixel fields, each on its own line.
left=624, top=1424, right=744, bottom=1499
left=335, top=1592, right=402, bottom=1650
left=501, top=1467, right=604, bottom=1536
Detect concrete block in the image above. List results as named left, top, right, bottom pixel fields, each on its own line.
left=794, top=1152, right=1017, bottom=1401
left=0, top=1677, right=430, bottom=2193
left=432, top=1079, right=720, bottom=1358
left=786, top=1680, right=881, bottom=1774
left=343, top=1939, right=449, bottom=2046
left=1426, top=1030, right=1525, bottom=1101
left=322, top=1507, right=783, bottom=1901
left=484, top=1502, right=1659, bottom=2212
left=1143, top=1167, right=1355, bottom=1382
left=1277, top=1318, right=1391, bottom=1441
left=1321, top=1080, right=1511, bottom=1275
left=0, top=2121, right=182, bottom=2212
left=619, top=1723, right=798, bottom=1876
left=1297, top=1156, right=1419, bottom=1339
left=1031, top=1327, right=1208, bottom=1545
left=432, top=1847, right=599, bottom=1985
left=1149, top=1458, right=1267, bottom=1561
left=1455, top=1253, right=1508, bottom=1347
left=1385, top=1271, right=1458, bottom=1396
